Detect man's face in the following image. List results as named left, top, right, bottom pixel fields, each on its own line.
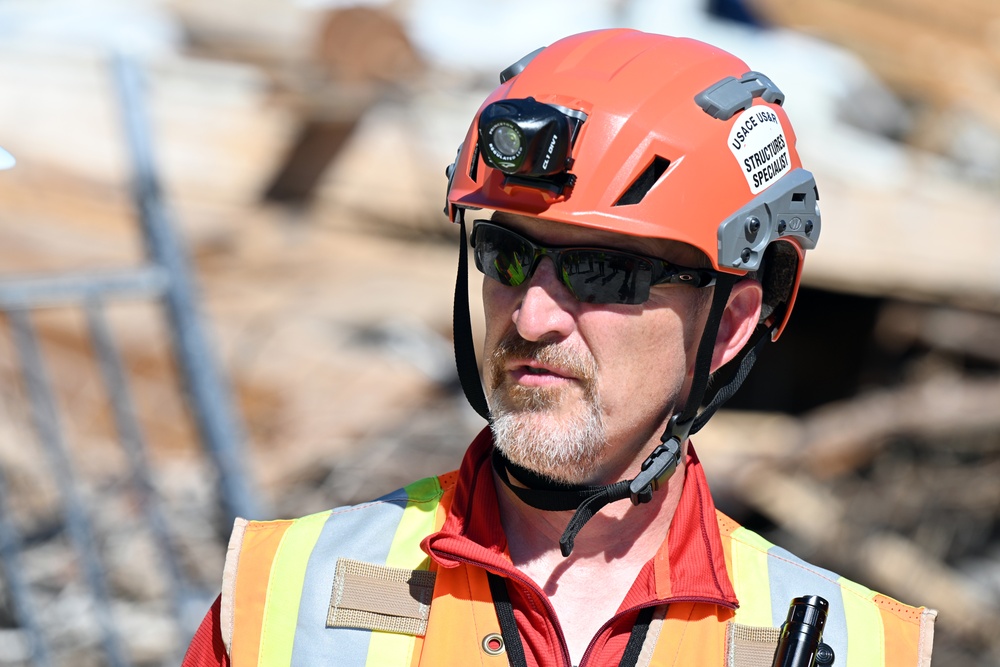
left=483, top=213, right=712, bottom=485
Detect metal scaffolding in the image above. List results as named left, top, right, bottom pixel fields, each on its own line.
left=0, top=55, right=260, bottom=666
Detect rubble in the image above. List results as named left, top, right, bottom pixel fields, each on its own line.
left=0, top=2, right=997, bottom=665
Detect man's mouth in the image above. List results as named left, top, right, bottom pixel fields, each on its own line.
left=508, top=361, right=576, bottom=386
left=488, top=335, right=597, bottom=397
left=512, top=359, right=570, bottom=374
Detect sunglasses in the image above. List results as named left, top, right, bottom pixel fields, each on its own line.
left=470, top=221, right=718, bottom=305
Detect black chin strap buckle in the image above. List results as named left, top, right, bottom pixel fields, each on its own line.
left=628, top=439, right=680, bottom=505
left=628, top=415, right=690, bottom=505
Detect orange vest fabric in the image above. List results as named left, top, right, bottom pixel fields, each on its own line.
left=219, top=437, right=935, bottom=667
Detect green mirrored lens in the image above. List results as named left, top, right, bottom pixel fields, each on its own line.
left=472, top=222, right=655, bottom=305
left=475, top=225, right=531, bottom=286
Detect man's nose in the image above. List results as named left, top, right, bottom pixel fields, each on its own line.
left=511, top=257, right=577, bottom=342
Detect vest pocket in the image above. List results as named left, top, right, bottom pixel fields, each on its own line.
left=327, top=558, right=437, bottom=636
left=725, top=622, right=780, bottom=667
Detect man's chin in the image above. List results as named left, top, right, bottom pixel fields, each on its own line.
left=499, top=451, right=606, bottom=487
left=490, top=396, right=589, bottom=437
left=488, top=409, right=608, bottom=486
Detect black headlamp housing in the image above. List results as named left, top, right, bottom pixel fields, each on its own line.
left=477, top=97, right=585, bottom=193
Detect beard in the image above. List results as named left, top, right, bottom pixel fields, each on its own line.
left=487, top=334, right=608, bottom=484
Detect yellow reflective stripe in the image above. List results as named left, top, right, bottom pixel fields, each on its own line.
left=839, top=576, right=884, bottom=667
left=257, top=511, right=331, bottom=667
left=364, top=476, right=443, bottom=667
left=386, top=476, right=443, bottom=569
left=729, top=527, right=774, bottom=626
left=364, top=631, right=415, bottom=667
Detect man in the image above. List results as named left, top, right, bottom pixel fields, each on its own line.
left=184, top=29, right=935, bottom=666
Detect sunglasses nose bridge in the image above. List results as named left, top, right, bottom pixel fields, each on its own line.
left=522, top=242, right=557, bottom=281
left=526, top=246, right=582, bottom=302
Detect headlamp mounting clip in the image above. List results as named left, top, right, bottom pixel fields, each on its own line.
left=477, top=97, right=587, bottom=196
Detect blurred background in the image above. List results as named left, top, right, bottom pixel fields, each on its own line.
left=0, top=0, right=998, bottom=665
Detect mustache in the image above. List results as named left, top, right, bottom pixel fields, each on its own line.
left=489, top=333, right=598, bottom=385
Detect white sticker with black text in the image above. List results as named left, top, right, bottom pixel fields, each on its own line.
left=728, top=107, right=790, bottom=194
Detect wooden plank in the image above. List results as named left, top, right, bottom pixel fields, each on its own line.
left=750, top=0, right=1000, bottom=132
left=777, top=0, right=1000, bottom=41
left=801, top=169, right=1000, bottom=309
left=0, top=44, right=291, bottom=206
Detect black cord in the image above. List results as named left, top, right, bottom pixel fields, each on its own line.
left=488, top=573, right=662, bottom=667
left=487, top=573, right=528, bottom=667
left=618, top=606, right=656, bottom=667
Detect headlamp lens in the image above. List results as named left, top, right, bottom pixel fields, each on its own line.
left=491, top=124, right=522, bottom=158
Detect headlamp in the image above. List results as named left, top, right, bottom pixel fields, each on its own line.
left=477, top=97, right=585, bottom=192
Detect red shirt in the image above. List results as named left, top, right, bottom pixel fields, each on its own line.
left=423, top=431, right=736, bottom=666
left=182, top=431, right=737, bottom=666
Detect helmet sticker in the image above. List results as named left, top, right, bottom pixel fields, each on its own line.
left=728, top=107, right=790, bottom=194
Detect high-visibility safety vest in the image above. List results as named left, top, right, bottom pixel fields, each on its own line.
left=220, top=461, right=935, bottom=666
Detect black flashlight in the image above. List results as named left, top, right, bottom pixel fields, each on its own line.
left=772, top=595, right=835, bottom=667
left=477, top=97, right=585, bottom=188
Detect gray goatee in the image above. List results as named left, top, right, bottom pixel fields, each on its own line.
left=487, top=334, right=608, bottom=484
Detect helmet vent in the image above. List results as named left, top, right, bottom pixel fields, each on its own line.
left=469, top=144, right=480, bottom=182
left=613, top=156, right=670, bottom=206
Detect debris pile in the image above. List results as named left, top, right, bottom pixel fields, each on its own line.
left=0, top=2, right=997, bottom=665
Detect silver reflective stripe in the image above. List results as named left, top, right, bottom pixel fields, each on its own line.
left=220, top=518, right=249, bottom=657
left=764, top=545, right=849, bottom=664
left=918, top=609, right=936, bottom=667
left=289, top=490, right=411, bottom=667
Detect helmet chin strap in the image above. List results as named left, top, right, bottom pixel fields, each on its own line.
left=453, top=214, right=769, bottom=556
left=453, top=213, right=492, bottom=423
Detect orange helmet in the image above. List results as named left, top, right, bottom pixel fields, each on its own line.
left=448, top=31, right=822, bottom=546
left=446, top=28, right=820, bottom=338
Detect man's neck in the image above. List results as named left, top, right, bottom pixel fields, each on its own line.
left=493, top=456, right=688, bottom=664
left=495, top=456, right=686, bottom=569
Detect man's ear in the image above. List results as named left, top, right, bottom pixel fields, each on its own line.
left=711, top=279, right=763, bottom=373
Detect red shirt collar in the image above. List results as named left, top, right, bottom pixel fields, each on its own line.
left=423, top=429, right=737, bottom=608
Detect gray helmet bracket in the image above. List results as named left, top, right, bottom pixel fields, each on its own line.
left=695, top=71, right=785, bottom=121
left=717, top=168, right=820, bottom=272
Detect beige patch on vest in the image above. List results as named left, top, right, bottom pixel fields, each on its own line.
left=725, top=622, right=781, bottom=667
left=327, top=558, right=437, bottom=636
